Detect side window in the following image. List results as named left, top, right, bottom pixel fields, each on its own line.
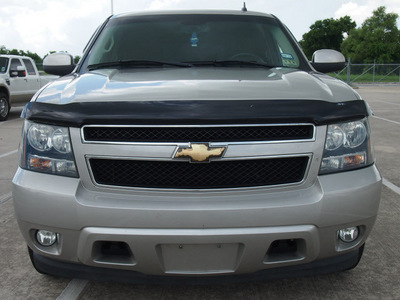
left=0, top=57, right=9, bottom=73
left=23, top=59, right=37, bottom=75
left=10, top=58, right=23, bottom=71
left=10, top=58, right=26, bottom=77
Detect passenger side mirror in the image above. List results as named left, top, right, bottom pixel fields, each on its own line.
left=311, top=49, right=346, bottom=73
left=43, top=53, right=75, bottom=76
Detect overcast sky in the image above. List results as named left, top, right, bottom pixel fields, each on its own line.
left=1, top=0, right=399, bottom=58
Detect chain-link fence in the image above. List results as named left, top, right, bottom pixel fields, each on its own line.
left=35, top=60, right=400, bottom=84
left=333, top=61, right=400, bottom=84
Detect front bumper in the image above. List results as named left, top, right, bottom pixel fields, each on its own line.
left=29, top=245, right=364, bottom=284
left=13, top=164, right=381, bottom=278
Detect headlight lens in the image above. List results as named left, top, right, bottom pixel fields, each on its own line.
left=324, top=125, right=344, bottom=151
left=20, top=120, right=78, bottom=177
left=52, top=128, right=72, bottom=153
left=27, top=124, right=54, bottom=151
left=342, top=121, right=367, bottom=149
left=319, top=118, right=374, bottom=174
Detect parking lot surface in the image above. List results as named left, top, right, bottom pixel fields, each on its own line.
left=1, top=85, right=400, bottom=299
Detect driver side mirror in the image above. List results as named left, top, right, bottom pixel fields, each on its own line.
left=43, top=53, right=75, bottom=76
left=311, top=49, right=346, bottom=73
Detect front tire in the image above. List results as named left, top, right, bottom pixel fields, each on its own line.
left=0, top=92, right=10, bottom=121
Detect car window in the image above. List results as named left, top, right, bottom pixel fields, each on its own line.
left=10, top=58, right=23, bottom=71
left=0, top=57, right=8, bottom=73
left=23, top=59, right=37, bottom=75
left=86, top=14, right=305, bottom=69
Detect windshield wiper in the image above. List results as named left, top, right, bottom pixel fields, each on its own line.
left=188, top=60, right=278, bottom=68
left=88, top=59, right=193, bottom=70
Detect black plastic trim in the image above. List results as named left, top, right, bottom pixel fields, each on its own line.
left=28, top=245, right=364, bottom=284
left=311, top=62, right=347, bottom=74
left=23, top=100, right=369, bottom=127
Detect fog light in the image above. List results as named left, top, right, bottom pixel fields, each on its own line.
left=36, top=230, right=57, bottom=247
left=338, top=227, right=359, bottom=243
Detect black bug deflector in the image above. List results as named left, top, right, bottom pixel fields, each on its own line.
left=22, top=99, right=369, bottom=127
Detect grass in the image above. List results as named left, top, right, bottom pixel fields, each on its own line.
left=328, top=63, right=400, bottom=83
left=330, top=73, right=400, bottom=83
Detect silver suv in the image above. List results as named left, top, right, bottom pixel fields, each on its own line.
left=13, top=10, right=381, bottom=282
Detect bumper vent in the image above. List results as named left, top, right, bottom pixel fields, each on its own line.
left=83, top=125, right=314, bottom=143
left=89, top=157, right=309, bottom=189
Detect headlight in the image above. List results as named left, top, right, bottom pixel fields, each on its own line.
left=319, top=118, right=374, bottom=175
left=19, top=120, right=78, bottom=177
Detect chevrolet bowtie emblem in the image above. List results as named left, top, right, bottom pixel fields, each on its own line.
left=174, top=143, right=226, bottom=163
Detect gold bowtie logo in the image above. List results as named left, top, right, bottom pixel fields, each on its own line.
left=175, top=143, right=226, bottom=163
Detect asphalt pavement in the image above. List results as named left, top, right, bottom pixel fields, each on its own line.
left=1, top=85, right=400, bottom=299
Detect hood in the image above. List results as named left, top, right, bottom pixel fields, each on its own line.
left=34, top=67, right=360, bottom=104
left=25, top=67, right=368, bottom=127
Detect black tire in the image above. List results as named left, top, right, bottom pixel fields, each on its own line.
left=0, top=92, right=10, bottom=121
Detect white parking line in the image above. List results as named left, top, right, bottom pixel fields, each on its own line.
left=382, top=178, right=400, bottom=196
left=372, top=116, right=400, bottom=126
left=0, top=117, right=23, bottom=126
left=56, top=279, right=89, bottom=300
left=0, top=192, right=12, bottom=205
left=0, top=149, right=18, bottom=159
left=378, top=100, right=400, bottom=107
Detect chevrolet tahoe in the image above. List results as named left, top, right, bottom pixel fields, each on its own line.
left=12, top=9, right=382, bottom=283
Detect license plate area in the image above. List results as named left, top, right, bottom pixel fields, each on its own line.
left=157, top=243, right=244, bottom=275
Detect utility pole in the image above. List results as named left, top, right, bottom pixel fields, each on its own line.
left=347, top=57, right=351, bottom=85
left=111, top=0, right=114, bottom=15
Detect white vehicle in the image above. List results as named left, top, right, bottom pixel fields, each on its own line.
left=0, top=55, right=57, bottom=121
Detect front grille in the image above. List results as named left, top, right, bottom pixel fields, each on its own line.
left=89, top=157, right=309, bottom=189
left=83, top=125, right=314, bottom=143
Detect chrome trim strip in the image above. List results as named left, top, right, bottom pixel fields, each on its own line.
left=81, top=123, right=316, bottom=145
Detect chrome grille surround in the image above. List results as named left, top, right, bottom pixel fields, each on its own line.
left=81, top=124, right=316, bottom=144
left=75, top=123, right=319, bottom=191
left=88, top=155, right=310, bottom=189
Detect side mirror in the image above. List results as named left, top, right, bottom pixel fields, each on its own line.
left=311, top=49, right=346, bottom=73
left=10, top=66, right=26, bottom=78
left=43, top=53, right=75, bottom=76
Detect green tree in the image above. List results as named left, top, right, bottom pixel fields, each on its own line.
left=341, top=6, right=400, bottom=63
left=0, top=45, right=8, bottom=54
left=0, top=46, right=43, bottom=67
left=8, top=48, right=21, bottom=55
left=300, top=16, right=356, bottom=59
left=25, top=51, right=42, bottom=63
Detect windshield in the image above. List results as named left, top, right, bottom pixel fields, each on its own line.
left=0, top=57, right=9, bottom=73
left=85, top=14, right=306, bottom=70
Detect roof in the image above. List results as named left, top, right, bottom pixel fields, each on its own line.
left=112, top=9, right=274, bottom=20
left=0, top=54, right=32, bottom=60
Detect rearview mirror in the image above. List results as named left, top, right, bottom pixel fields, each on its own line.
left=311, top=49, right=346, bottom=73
left=43, top=53, right=75, bottom=76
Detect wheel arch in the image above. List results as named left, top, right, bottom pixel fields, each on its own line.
left=0, top=84, right=10, bottom=99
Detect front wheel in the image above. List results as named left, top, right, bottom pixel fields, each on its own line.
left=0, top=92, right=10, bottom=121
